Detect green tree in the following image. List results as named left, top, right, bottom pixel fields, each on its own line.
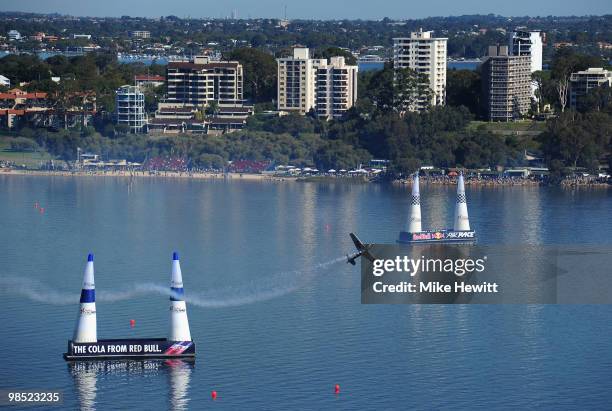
left=313, top=47, right=357, bottom=65
left=393, top=67, right=433, bottom=113
left=447, top=69, right=481, bottom=116
left=226, top=48, right=277, bottom=103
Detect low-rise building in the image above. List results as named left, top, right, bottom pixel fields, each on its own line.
left=130, top=30, right=151, bottom=39
left=135, top=74, right=165, bottom=88
left=0, top=75, right=10, bottom=88
left=115, top=85, right=147, bottom=133
left=147, top=103, right=253, bottom=135
left=0, top=89, right=49, bottom=129
left=569, top=68, right=612, bottom=109
left=8, top=30, right=21, bottom=41
left=481, top=45, right=531, bottom=121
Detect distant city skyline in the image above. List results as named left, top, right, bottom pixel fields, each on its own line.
left=2, top=0, right=610, bottom=20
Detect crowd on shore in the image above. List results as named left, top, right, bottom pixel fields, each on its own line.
left=0, top=168, right=293, bottom=182
left=395, top=174, right=610, bottom=187
left=2, top=167, right=610, bottom=187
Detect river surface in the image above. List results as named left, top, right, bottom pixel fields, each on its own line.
left=0, top=175, right=611, bottom=410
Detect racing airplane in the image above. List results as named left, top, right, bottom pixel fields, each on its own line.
left=346, top=233, right=375, bottom=265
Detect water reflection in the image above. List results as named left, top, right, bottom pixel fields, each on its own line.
left=69, top=361, right=101, bottom=411
left=165, top=360, right=194, bottom=411
left=68, top=359, right=194, bottom=411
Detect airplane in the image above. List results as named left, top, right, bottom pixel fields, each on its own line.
left=346, top=233, right=375, bottom=265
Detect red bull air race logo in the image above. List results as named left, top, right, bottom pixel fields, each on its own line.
left=411, top=231, right=475, bottom=242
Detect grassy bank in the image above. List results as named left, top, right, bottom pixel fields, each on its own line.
left=0, top=136, right=55, bottom=169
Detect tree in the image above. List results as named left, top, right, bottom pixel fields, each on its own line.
left=446, top=69, right=481, bottom=116
left=206, top=101, right=220, bottom=116
left=313, top=47, right=357, bottom=65
left=359, top=63, right=395, bottom=112
left=557, top=77, right=569, bottom=113
left=10, top=137, right=39, bottom=152
left=539, top=111, right=611, bottom=170
left=226, top=48, right=277, bottom=103
left=393, top=67, right=433, bottom=114
left=531, top=71, right=549, bottom=113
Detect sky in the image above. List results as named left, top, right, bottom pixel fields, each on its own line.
left=2, top=0, right=610, bottom=19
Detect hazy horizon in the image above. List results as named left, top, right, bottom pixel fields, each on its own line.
left=1, top=0, right=610, bottom=20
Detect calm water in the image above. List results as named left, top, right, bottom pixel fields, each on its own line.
left=1, top=175, right=611, bottom=410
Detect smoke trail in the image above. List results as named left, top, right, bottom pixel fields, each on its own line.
left=0, top=277, right=76, bottom=305
left=0, top=256, right=346, bottom=308
left=138, top=256, right=346, bottom=308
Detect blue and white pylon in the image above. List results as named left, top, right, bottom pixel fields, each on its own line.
left=168, top=252, right=192, bottom=342
left=73, top=253, right=97, bottom=343
left=407, top=173, right=422, bottom=233
left=453, top=172, right=471, bottom=231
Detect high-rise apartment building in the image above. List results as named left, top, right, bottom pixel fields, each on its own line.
left=277, top=48, right=358, bottom=119
left=569, top=68, right=612, bottom=109
left=510, top=29, right=544, bottom=73
left=481, top=45, right=531, bottom=122
left=392, top=29, right=447, bottom=110
left=115, top=85, right=147, bottom=133
left=315, top=57, right=358, bottom=120
left=277, top=48, right=320, bottom=114
left=166, top=56, right=244, bottom=107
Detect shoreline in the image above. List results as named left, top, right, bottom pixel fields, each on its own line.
left=1, top=169, right=609, bottom=188
left=394, top=176, right=611, bottom=188
left=0, top=169, right=295, bottom=182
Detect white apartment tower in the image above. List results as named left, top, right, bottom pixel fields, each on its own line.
left=315, top=56, right=358, bottom=120
left=393, top=29, right=447, bottom=110
left=277, top=48, right=358, bottom=118
left=510, top=30, right=544, bottom=73
left=115, top=85, right=147, bottom=133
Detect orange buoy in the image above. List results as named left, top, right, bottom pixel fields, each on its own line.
left=334, top=384, right=340, bottom=394
left=211, top=391, right=217, bottom=400
left=130, top=319, right=135, bottom=327
left=39, top=207, right=45, bottom=214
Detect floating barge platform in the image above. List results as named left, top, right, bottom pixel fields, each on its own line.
left=64, top=339, right=195, bottom=361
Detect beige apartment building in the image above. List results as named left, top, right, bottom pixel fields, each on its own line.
left=166, top=56, right=244, bottom=107
left=393, top=29, right=447, bottom=110
left=481, top=45, right=531, bottom=121
left=277, top=48, right=358, bottom=119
